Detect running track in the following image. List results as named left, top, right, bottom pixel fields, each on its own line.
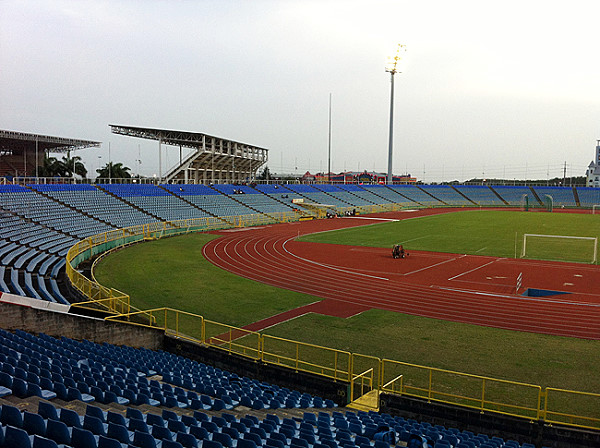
left=203, top=209, right=600, bottom=340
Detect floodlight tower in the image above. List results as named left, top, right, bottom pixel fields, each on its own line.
left=385, top=44, right=406, bottom=184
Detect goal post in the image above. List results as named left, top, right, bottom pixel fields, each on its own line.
left=520, top=194, right=529, bottom=211
left=521, top=234, right=598, bottom=264
left=592, top=204, right=600, bottom=214
left=544, top=194, right=553, bottom=212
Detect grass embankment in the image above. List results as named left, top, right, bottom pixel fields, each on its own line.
left=93, top=233, right=314, bottom=328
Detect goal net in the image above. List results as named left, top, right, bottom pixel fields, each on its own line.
left=521, top=234, right=598, bottom=264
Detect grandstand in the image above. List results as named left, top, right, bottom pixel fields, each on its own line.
left=454, top=185, right=506, bottom=206
left=1, top=182, right=600, bottom=448
left=418, top=185, right=473, bottom=206
left=530, top=186, right=578, bottom=208
left=489, top=186, right=536, bottom=206
left=386, top=185, right=444, bottom=206
left=0, top=129, right=100, bottom=179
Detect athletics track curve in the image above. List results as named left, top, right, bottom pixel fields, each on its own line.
left=202, top=209, right=600, bottom=340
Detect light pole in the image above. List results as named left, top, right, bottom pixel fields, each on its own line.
left=385, top=44, right=406, bottom=184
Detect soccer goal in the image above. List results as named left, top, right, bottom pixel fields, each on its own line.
left=543, top=194, right=553, bottom=212
left=592, top=204, right=600, bottom=214
left=521, top=234, right=598, bottom=264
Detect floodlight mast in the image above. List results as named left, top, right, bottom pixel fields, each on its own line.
left=385, top=44, right=406, bottom=184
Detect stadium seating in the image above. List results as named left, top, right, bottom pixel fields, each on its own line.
left=162, top=184, right=260, bottom=219
left=356, top=184, right=414, bottom=205
left=30, top=184, right=159, bottom=227
left=0, top=383, right=549, bottom=448
left=99, top=184, right=211, bottom=221
left=210, top=184, right=297, bottom=215
left=418, top=185, right=473, bottom=206
left=386, top=185, right=444, bottom=206
left=0, top=328, right=335, bottom=412
left=314, top=184, right=385, bottom=207
left=575, top=186, right=600, bottom=207
left=454, top=185, right=506, bottom=206
left=490, top=185, right=536, bottom=206
left=531, top=186, right=577, bottom=207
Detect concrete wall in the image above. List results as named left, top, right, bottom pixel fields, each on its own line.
left=380, top=393, right=600, bottom=448
left=0, top=298, right=164, bottom=349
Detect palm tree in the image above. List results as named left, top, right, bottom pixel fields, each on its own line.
left=60, top=155, right=88, bottom=178
left=96, top=162, right=132, bottom=180
left=37, top=155, right=62, bottom=177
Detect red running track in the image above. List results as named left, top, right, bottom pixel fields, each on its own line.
left=203, top=209, right=600, bottom=340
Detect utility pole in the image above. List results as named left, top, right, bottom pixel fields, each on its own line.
left=328, top=93, right=332, bottom=182
left=385, top=44, right=406, bottom=185
left=563, top=161, right=567, bottom=186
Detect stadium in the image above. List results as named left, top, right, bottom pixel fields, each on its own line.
left=0, top=128, right=599, bottom=448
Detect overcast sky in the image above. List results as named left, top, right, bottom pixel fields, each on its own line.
left=2, top=0, right=599, bottom=182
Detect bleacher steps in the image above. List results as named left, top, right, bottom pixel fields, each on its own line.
left=347, top=389, right=379, bottom=412
left=451, top=185, right=477, bottom=205
left=572, top=186, right=581, bottom=207
left=416, top=186, right=448, bottom=206
left=488, top=185, right=509, bottom=205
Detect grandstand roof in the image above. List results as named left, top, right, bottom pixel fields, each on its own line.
left=109, top=124, right=268, bottom=151
left=109, top=124, right=268, bottom=184
left=0, top=129, right=101, bottom=153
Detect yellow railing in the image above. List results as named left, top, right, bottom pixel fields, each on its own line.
left=66, top=212, right=302, bottom=315
left=381, top=359, right=543, bottom=420
left=544, top=388, right=600, bottom=430
left=262, top=334, right=351, bottom=381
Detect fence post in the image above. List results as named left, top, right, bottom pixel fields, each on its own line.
left=481, top=378, right=486, bottom=411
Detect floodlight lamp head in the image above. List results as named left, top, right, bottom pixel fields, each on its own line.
left=385, top=44, right=406, bottom=74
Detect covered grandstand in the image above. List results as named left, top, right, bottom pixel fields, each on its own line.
left=0, top=129, right=100, bottom=179
left=110, top=125, right=268, bottom=185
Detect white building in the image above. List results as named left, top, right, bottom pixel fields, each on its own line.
left=586, top=140, right=600, bottom=187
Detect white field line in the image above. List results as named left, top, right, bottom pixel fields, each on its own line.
left=402, top=255, right=467, bottom=276
left=447, top=259, right=501, bottom=281
left=281, top=237, right=390, bottom=281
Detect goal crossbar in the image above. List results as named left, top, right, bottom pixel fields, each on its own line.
left=521, top=234, right=598, bottom=263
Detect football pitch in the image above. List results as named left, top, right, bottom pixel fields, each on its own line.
left=299, top=210, right=600, bottom=263
left=94, top=209, right=600, bottom=397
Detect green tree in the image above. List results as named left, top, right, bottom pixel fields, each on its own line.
left=37, top=155, right=62, bottom=177
left=96, top=162, right=132, bottom=180
left=257, top=166, right=271, bottom=181
left=60, top=155, right=87, bottom=178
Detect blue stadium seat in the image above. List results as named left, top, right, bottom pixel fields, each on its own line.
left=4, top=426, right=33, bottom=448
left=46, top=419, right=71, bottom=445
left=107, top=422, right=133, bottom=444
left=59, top=407, right=83, bottom=429
left=133, top=429, right=160, bottom=448
left=71, top=427, right=99, bottom=448
left=23, top=411, right=47, bottom=437
left=32, top=434, right=60, bottom=448
left=177, top=431, right=199, bottom=448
